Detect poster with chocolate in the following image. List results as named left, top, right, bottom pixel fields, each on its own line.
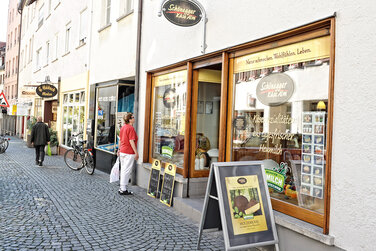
left=225, top=175, right=268, bottom=235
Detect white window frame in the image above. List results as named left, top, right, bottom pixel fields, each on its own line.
left=46, top=41, right=50, bottom=65
left=38, top=4, right=44, bottom=28
left=36, top=47, right=42, bottom=71
left=119, top=0, right=134, bottom=17
left=65, top=24, right=71, bottom=54
left=79, top=8, right=88, bottom=46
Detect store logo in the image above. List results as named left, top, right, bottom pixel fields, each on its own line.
left=36, top=84, right=58, bottom=98
left=162, top=0, right=202, bottom=27
left=168, top=165, right=173, bottom=171
left=237, top=177, right=247, bottom=184
left=256, top=73, right=294, bottom=106
left=265, top=162, right=288, bottom=193
left=163, top=88, right=176, bottom=108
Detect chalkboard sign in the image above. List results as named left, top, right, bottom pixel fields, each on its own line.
left=160, top=163, right=176, bottom=207
left=147, top=159, right=161, bottom=198
left=197, top=161, right=279, bottom=250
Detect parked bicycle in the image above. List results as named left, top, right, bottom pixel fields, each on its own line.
left=64, top=133, right=95, bottom=175
left=0, top=135, right=10, bottom=153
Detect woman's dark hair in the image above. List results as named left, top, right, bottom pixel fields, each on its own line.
left=124, top=113, right=133, bottom=124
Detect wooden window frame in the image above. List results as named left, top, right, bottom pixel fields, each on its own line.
left=225, top=18, right=335, bottom=233
left=143, top=17, right=335, bottom=233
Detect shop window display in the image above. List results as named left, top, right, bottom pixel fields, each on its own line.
left=95, top=85, right=134, bottom=154
left=151, top=70, right=187, bottom=168
left=231, top=36, right=330, bottom=214
left=62, top=91, right=85, bottom=147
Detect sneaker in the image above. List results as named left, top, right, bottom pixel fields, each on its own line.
left=39, top=161, right=43, bottom=167
left=118, top=190, right=133, bottom=195
left=35, top=161, right=39, bottom=165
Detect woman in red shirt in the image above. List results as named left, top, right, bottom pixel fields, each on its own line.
left=118, top=113, right=138, bottom=195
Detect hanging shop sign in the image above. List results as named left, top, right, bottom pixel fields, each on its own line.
left=36, top=84, right=58, bottom=98
left=162, top=0, right=202, bottom=27
left=160, top=163, right=176, bottom=207
left=147, top=159, right=162, bottom=198
left=256, top=73, right=294, bottom=106
left=197, top=161, right=279, bottom=250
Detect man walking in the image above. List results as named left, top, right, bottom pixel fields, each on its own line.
left=31, top=116, right=50, bottom=166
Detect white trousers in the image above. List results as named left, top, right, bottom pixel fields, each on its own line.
left=119, top=153, right=135, bottom=191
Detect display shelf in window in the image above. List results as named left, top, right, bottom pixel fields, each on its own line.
left=301, top=111, right=326, bottom=199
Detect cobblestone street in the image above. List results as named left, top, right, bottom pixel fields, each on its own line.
left=0, top=137, right=224, bottom=250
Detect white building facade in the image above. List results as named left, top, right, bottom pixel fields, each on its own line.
left=134, top=1, right=376, bottom=251
left=18, top=0, right=91, bottom=149
left=88, top=0, right=138, bottom=172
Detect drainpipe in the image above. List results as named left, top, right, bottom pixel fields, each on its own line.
left=132, top=0, right=143, bottom=185
left=17, top=3, right=23, bottom=137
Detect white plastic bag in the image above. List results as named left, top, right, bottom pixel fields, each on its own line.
left=110, top=157, right=120, bottom=183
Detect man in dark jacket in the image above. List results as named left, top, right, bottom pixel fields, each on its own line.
left=31, top=116, right=50, bottom=166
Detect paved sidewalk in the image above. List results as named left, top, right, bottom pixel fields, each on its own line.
left=0, top=137, right=225, bottom=250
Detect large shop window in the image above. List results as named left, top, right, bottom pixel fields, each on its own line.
left=151, top=70, right=187, bottom=169
left=95, top=84, right=135, bottom=154
left=62, top=91, right=85, bottom=146
left=230, top=36, right=331, bottom=217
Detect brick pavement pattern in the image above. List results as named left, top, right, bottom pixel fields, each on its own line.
left=0, top=137, right=225, bottom=250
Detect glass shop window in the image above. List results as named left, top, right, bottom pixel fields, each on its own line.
left=151, top=70, right=187, bottom=169
left=231, top=36, right=330, bottom=214
left=96, top=86, right=117, bottom=153
left=95, top=85, right=135, bottom=154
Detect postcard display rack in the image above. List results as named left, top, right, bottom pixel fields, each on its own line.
left=301, top=112, right=325, bottom=199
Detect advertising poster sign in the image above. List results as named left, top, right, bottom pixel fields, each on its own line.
left=197, top=161, right=278, bottom=250
left=147, top=159, right=162, bottom=198
left=160, top=163, right=176, bottom=207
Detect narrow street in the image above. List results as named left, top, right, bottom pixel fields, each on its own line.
left=0, top=137, right=224, bottom=250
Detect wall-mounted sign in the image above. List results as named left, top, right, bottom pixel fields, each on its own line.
left=163, top=88, right=176, bottom=108
left=162, top=0, right=202, bottom=27
left=20, top=87, right=37, bottom=98
left=256, top=73, right=294, bottom=106
left=36, top=84, right=58, bottom=98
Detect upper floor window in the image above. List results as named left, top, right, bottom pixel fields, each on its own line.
left=102, top=0, right=111, bottom=27
left=119, top=0, right=134, bottom=17
left=36, top=48, right=42, bottom=70
left=38, top=4, right=44, bottom=28
left=79, top=8, right=88, bottom=46
left=65, top=25, right=71, bottom=53
left=46, top=41, right=50, bottom=65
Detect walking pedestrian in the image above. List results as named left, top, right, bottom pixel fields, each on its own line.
left=118, top=113, right=138, bottom=195
left=31, top=116, right=50, bottom=166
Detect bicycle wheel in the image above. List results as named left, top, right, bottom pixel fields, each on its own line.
left=85, top=150, right=95, bottom=175
left=64, top=149, right=83, bottom=170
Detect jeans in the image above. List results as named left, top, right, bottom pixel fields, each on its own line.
left=35, top=145, right=46, bottom=162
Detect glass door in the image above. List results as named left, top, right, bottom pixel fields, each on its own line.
left=190, top=68, right=222, bottom=177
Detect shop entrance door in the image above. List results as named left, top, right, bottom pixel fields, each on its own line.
left=190, top=66, right=222, bottom=178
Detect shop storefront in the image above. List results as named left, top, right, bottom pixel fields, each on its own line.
left=143, top=19, right=334, bottom=232
left=89, top=81, right=135, bottom=173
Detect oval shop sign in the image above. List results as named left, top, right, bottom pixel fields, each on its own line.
left=256, top=73, right=294, bottom=106
left=162, top=0, right=202, bottom=27
left=36, top=84, right=58, bottom=98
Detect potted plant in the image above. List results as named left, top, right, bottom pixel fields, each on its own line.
left=48, top=128, right=59, bottom=155
left=26, top=116, right=37, bottom=148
